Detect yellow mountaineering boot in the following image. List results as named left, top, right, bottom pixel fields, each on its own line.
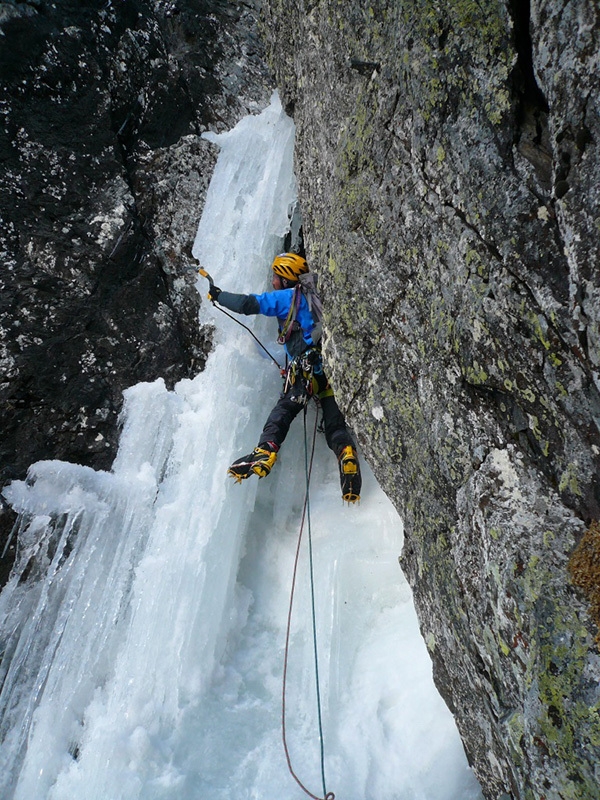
left=228, top=444, right=278, bottom=483
left=338, top=445, right=361, bottom=503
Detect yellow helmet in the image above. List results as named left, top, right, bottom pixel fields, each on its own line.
left=271, top=252, right=308, bottom=282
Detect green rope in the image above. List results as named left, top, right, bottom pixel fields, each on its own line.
left=281, top=404, right=334, bottom=800
left=303, top=406, right=329, bottom=800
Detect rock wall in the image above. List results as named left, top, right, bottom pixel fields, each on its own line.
left=261, top=1, right=600, bottom=798
left=0, top=0, right=272, bottom=582
left=4, top=0, right=600, bottom=796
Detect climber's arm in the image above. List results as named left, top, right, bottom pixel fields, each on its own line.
left=209, top=287, right=260, bottom=315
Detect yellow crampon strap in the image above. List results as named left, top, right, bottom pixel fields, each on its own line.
left=342, top=490, right=360, bottom=503
left=316, top=384, right=334, bottom=399
left=339, top=445, right=360, bottom=504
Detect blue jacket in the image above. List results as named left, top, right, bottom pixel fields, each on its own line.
left=217, top=288, right=317, bottom=358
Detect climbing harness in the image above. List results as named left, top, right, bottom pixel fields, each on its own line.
left=193, top=264, right=284, bottom=372
left=281, top=406, right=335, bottom=800
left=283, top=348, right=334, bottom=405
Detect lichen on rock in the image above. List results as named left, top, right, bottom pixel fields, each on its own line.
left=262, top=0, right=600, bottom=796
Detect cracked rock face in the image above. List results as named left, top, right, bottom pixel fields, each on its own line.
left=262, top=0, right=600, bottom=797
left=0, top=0, right=272, bottom=581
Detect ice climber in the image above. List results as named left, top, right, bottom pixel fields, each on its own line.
left=207, top=252, right=362, bottom=503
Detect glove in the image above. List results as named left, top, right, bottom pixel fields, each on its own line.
left=207, top=284, right=221, bottom=303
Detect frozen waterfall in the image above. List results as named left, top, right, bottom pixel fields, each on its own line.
left=0, top=94, right=482, bottom=800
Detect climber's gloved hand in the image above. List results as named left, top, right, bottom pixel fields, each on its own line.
left=207, top=284, right=222, bottom=303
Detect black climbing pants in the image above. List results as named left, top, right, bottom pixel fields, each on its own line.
left=258, top=354, right=355, bottom=457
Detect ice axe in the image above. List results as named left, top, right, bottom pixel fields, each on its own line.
left=186, top=249, right=218, bottom=300
left=196, top=266, right=214, bottom=288
left=197, top=266, right=218, bottom=303
left=185, top=248, right=213, bottom=284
